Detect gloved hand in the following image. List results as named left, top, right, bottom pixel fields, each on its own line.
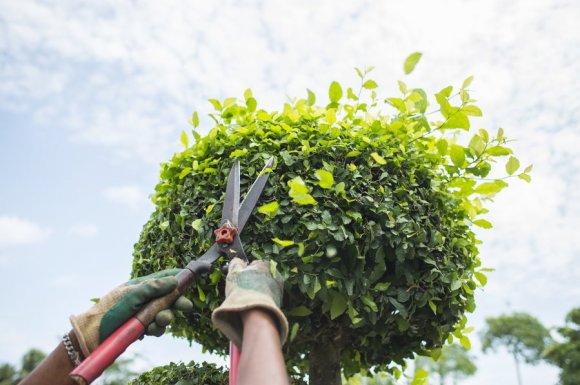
left=212, top=258, right=288, bottom=349
left=70, top=269, right=193, bottom=357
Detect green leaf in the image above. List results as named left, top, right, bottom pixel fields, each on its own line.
left=460, top=335, right=471, bottom=349
left=506, top=156, right=520, bottom=175
left=428, top=300, right=437, bottom=314
left=180, top=131, right=189, bottom=148
left=487, top=146, right=512, bottom=156
left=191, top=219, right=202, bottom=232
left=229, top=148, right=248, bottom=158
left=410, top=369, right=429, bottom=385
left=475, top=180, right=508, bottom=195
left=246, top=97, right=257, bottom=112
left=208, top=99, right=222, bottom=111
left=159, top=221, right=169, bottom=231
left=330, top=292, right=348, bottom=319
left=288, top=305, right=313, bottom=316
left=398, top=80, right=408, bottom=94
left=329, top=81, right=343, bottom=103
left=463, top=105, right=483, bottom=116
left=404, top=52, right=423, bottom=74
left=473, top=219, right=492, bottom=229
left=189, top=111, right=199, bottom=128
left=290, top=323, right=299, bottom=342
left=518, top=173, right=532, bottom=183
left=197, top=285, right=206, bottom=301
left=361, top=295, right=378, bottom=312
left=462, top=75, right=474, bottom=89
left=315, top=169, right=334, bottom=189
left=325, top=109, right=336, bottom=125
left=363, top=79, right=378, bottom=89
left=451, top=279, right=462, bottom=291
left=373, top=282, right=391, bottom=291
left=450, top=145, right=465, bottom=167
left=474, top=272, right=488, bottom=286
left=442, top=111, right=470, bottom=130
left=269, top=260, right=278, bottom=277
left=468, top=134, right=486, bottom=155
left=306, top=88, right=316, bottom=106
left=179, top=167, right=192, bottom=179
left=258, top=201, right=279, bottom=216
left=288, top=176, right=317, bottom=205
left=292, top=193, right=317, bottom=205
left=243, top=88, right=253, bottom=101
left=272, top=237, right=294, bottom=248
left=371, top=152, right=387, bottom=165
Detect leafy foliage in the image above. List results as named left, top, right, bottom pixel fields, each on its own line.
left=416, top=343, right=476, bottom=385
left=132, top=62, right=526, bottom=379
left=544, top=307, right=580, bottom=385
left=129, top=361, right=228, bottom=385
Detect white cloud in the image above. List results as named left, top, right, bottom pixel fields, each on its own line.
left=103, top=185, right=147, bottom=210
left=0, top=216, right=52, bottom=247
left=69, top=223, right=99, bottom=238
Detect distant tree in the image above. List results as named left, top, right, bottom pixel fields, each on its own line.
left=416, top=344, right=476, bottom=385
left=0, top=363, right=17, bottom=385
left=17, top=349, right=46, bottom=380
left=544, top=307, right=580, bottom=385
left=481, top=312, right=552, bottom=385
left=0, top=349, right=46, bottom=385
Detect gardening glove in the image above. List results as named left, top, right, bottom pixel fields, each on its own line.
left=212, top=258, right=288, bottom=349
left=70, top=269, right=193, bottom=357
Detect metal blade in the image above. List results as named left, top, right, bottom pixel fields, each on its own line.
left=221, top=160, right=240, bottom=226
left=184, top=243, right=221, bottom=273
left=237, top=157, right=274, bottom=232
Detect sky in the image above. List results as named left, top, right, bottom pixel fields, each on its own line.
left=1, top=0, right=579, bottom=384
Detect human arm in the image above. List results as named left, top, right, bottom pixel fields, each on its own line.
left=18, top=269, right=192, bottom=385
left=238, top=309, right=289, bottom=385
left=212, top=258, right=290, bottom=385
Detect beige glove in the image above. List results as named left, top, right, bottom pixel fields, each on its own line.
left=212, top=258, right=288, bottom=349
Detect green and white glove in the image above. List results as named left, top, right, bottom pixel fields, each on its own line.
left=70, top=269, right=193, bottom=357
left=212, top=258, right=288, bottom=349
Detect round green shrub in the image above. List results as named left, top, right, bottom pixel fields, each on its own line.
left=132, top=69, right=526, bottom=380
left=129, top=361, right=227, bottom=385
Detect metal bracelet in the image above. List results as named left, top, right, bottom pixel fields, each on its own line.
left=62, top=333, right=82, bottom=367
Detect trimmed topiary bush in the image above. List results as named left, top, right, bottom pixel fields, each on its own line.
left=129, top=361, right=227, bottom=385
left=132, top=62, right=529, bottom=384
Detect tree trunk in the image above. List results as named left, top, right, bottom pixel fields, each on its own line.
left=513, top=352, right=523, bottom=385
left=309, top=337, right=342, bottom=385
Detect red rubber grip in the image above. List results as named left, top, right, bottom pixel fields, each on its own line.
left=70, top=317, right=145, bottom=384
left=229, top=341, right=241, bottom=385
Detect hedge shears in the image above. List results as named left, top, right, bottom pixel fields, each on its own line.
left=70, top=157, right=274, bottom=385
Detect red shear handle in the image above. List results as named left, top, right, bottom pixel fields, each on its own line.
left=70, top=317, right=145, bottom=384
left=71, top=269, right=196, bottom=384
left=229, top=341, right=241, bottom=385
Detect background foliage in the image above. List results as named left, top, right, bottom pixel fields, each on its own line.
left=544, top=307, right=580, bottom=385
left=132, top=58, right=528, bottom=378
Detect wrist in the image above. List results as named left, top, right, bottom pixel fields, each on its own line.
left=67, top=330, right=86, bottom=361
left=241, top=308, right=277, bottom=328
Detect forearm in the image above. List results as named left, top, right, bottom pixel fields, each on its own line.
left=19, top=331, right=82, bottom=385
left=237, top=309, right=289, bottom=385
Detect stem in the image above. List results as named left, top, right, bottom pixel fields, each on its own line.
left=513, top=351, right=523, bottom=385
left=309, top=336, right=342, bottom=385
